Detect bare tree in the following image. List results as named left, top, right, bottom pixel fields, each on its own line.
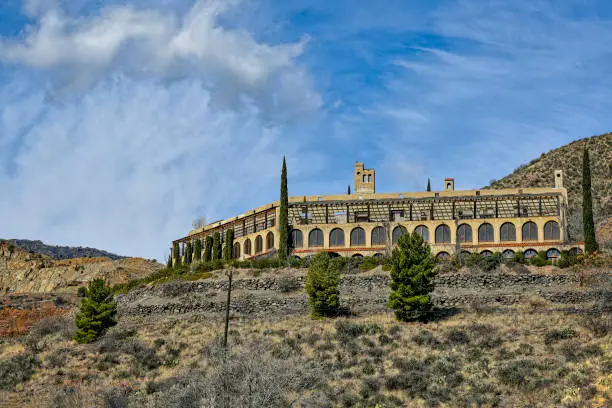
left=192, top=216, right=207, bottom=229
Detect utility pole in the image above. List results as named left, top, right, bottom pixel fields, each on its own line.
left=223, top=269, right=233, bottom=349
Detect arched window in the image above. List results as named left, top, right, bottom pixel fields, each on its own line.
left=350, top=227, right=365, bottom=246
left=266, top=232, right=274, bottom=250
left=544, top=221, right=560, bottom=240
left=481, top=250, right=493, bottom=257
left=478, top=223, right=494, bottom=242
left=255, top=236, right=263, bottom=253
left=244, top=239, right=251, bottom=255
left=309, top=229, right=324, bottom=248
left=436, top=252, right=451, bottom=261
left=233, top=243, right=241, bottom=259
left=329, top=228, right=345, bottom=247
left=522, top=222, right=538, bottom=241
left=435, top=224, right=451, bottom=243
left=502, top=249, right=515, bottom=260
left=457, top=224, right=472, bottom=243
left=460, top=250, right=471, bottom=259
left=371, top=226, right=386, bottom=245
left=415, top=225, right=429, bottom=241
left=290, top=229, right=303, bottom=248
left=500, top=222, right=516, bottom=241
left=547, top=248, right=560, bottom=261
left=392, top=226, right=407, bottom=244
left=524, top=249, right=538, bottom=259
left=352, top=253, right=364, bottom=259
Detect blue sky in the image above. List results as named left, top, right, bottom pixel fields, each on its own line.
left=1, top=0, right=611, bottom=259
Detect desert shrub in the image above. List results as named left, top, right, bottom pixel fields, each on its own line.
left=277, top=276, right=301, bottom=293
left=466, top=323, right=503, bottom=349
left=557, top=250, right=579, bottom=268
left=496, top=359, right=540, bottom=390
left=335, top=320, right=382, bottom=341
left=530, top=251, right=551, bottom=267
left=388, top=232, right=437, bottom=322
left=444, top=328, right=470, bottom=345
left=0, top=354, right=39, bottom=390
left=305, top=252, right=341, bottom=318
left=581, top=313, right=610, bottom=337
left=412, top=329, right=442, bottom=347
left=74, top=278, right=117, bottom=344
left=97, top=327, right=137, bottom=352
left=512, top=251, right=527, bottom=264
left=24, top=315, right=75, bottom=352
left=360, top=255, right=388, bottom=272
left=543, top=327, right=577, bottom=345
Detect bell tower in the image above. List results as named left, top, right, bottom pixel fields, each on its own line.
left=354, top=162, right=375, bottom=194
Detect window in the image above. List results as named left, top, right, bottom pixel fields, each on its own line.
left=363, top=175, right=366, bottom=182
left=415, top=225, right=429, bottom=241
left=478, top=223, right=494, bottom=242
left=544, top=221, right=560, bottom=240
left=435, top=224, right=451, bottom=243
left=524, top=249, right=538, bottom=259
left=350, top=227, right=365, bottom=246
left=244, top=239, right=251, bottom=255
left=309, top=229, right=324, bottom=247
left=436, top=252, right=451, bottom=261
left=392, top=226, right=407, bottom=244
left=500, top=222, right=516, bottom=241
left=266, top=232, right=274, bottom=250
left=233, top=243, right=241, bottom=259
left=255, top=236, right=263, bottom=253
left=546, top=248, right=560, bottom=261
left=457, top=224, right=472, bottom=243
left=329, top=228, right=345, bottom=247
left=371, top=226, right=386, bottom=245
left=522, top=222, right=538, bottom=241
left=502, top=249, right=515, bottom=259
left=290, top=229, right=303, bottom=248
left=481, top=250, right=493, bottom=257
left=368, top=174, right=372, bottom=182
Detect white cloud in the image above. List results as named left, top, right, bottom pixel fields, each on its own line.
left=0, top=1, right=321, bottom=259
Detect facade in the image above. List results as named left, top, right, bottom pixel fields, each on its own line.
left=173, top=163, right=583, bottom=263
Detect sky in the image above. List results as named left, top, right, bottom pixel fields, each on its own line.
left=1, top=0, right=611, bottom=260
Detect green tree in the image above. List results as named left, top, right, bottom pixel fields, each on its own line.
left=582, top=148, right=599, bottom=254
left=305, top=252, right=341, bottom=318
left=427, top=178, right=431, bottom=192
left=194, top=239, right=202, bottom=263
left=278, top=157, right=289, bottom=263
left=223, top=229, right=235, bottom=261
left=74, top=278, right=117, bottom=344
left=347, top=185, right=351, bottom=195
left=388, top=232, right=437, bottom=322
left=212, top=232, right=222, bottom=261
left=166, top=253, right=172, bottom=268
left=204, top=236, right=213, bottom=262
left=172, top=242, right=181, bottom=267
left=185, top=241, right=193, bottom=265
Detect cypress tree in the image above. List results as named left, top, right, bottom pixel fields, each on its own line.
left=74, top=278, right=117, bottom=343
left=278, top=157, right=289, bottom=263
left=347, top=185, right=351, bottom=195
left=388, top=231, right=437, bottom=322
left=212, top=232, right=222, bottom=261
left=582, top=148, right=599, bottom=254
left=204, top=236, right=213, bottom=262
left=427, top=178, right=431, bottom=192
left=166, top=253, right=172, bottom=268
left=185, top=241, right=193, bottom=265
left=223, top=229, right=234, bottom=261
left=172, top=242, right=181, bottom=267
left=194, top=239, right=202, bottom=263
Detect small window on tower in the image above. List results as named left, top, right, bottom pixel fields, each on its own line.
left=368, top=174, right=372, bottom=182
left=363, top=175, right=366, bottom=182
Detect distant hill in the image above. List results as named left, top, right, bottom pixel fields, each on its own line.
left=487, top=132, right=611, bottom=242
left=0, top=239, right=125, bottom=260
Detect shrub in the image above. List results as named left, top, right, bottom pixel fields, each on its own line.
left=184, top=241, right=192, bottom=265
left=0, top=354, right=39, bottom=390
left=444, top=328, right=470, bottom=345
left=543, top=327, right=577, bottom=345
left=530, top=251, right=551, bottom=267
left=557, top=250, right=579, bottom=268
left=512, top=251, right=527, bottom=264
left=277, top=276, right=301, bottom=293
left=335, top=320, right=381, bottom=341
left=581, top=313, right=610, bottom=338
left=74, top=278, right=117, bottom=344
left=77, top=286, right=87, bottom=298
left=388, top=232, right=437, bottom=322
left=24, top=315, right=75, bottom=352
left=412, top=329, right=441, bottom=347
left=305, top=252, right=341, bottom=318
left=212, top=232, right=222, bottom=261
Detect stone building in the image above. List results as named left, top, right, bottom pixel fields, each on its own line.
left=173, top=162, right=583, bottom=263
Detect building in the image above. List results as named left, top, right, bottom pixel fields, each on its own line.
left=172, top=162, right=583, bottom=263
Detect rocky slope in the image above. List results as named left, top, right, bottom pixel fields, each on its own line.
left=1, top=239, right=125, bottom=260
left=0, top=241, right=163, bottom=295
left=487, top=132, right=611, bottom=242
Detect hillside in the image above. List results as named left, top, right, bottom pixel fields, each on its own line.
left=487, top=132, right=611, bottom=241
left=0, top=241, right=163, bottom=295
left=2, top=239, right=125, bottom=260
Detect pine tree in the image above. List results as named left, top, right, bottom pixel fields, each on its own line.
left=194, top=239, right=202, bottom=263
left=278, top=157, right=289, bottom=263
left=204, top=236, right=213, bottom=262
left=305, top=252, right=341, bottom=318
left=388, top=232, right=437, bottom=322
left=185, top=241, right=193, bottom=265
left=223, top=229, right=234, bottom=261
left=172, top=242, right=181, bottom=267
left=212, top=232, right=222, bottom=261
left=582, top=148, right=599, bottom=254
left=427, top=178, right=431, bottom=192
left=74, top=278, right=117, bottom=343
